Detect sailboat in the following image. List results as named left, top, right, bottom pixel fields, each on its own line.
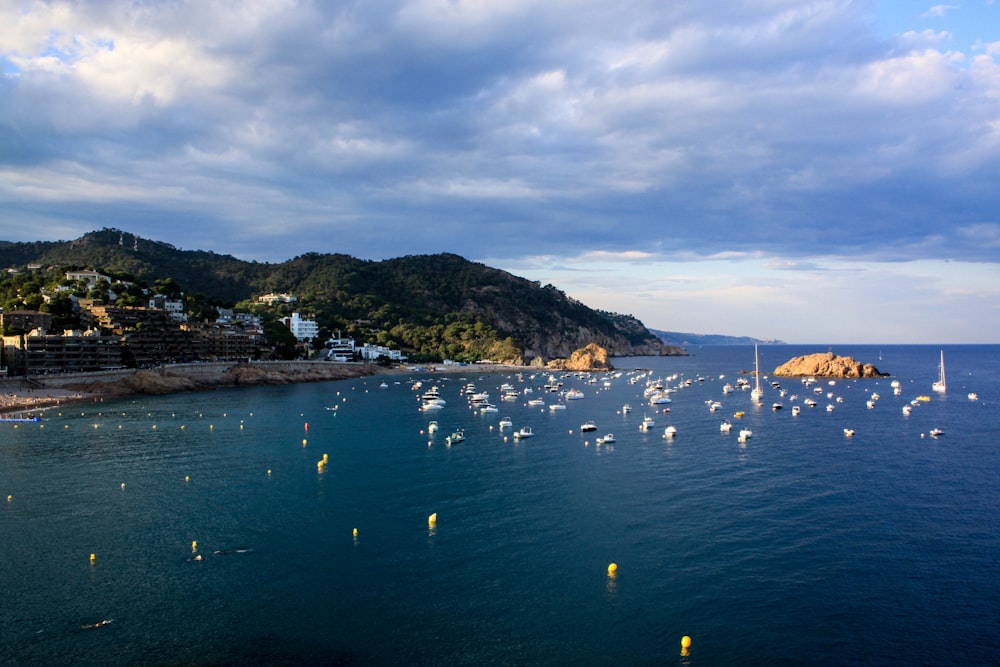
left=932, top=350, right=946, bottom=393
left=750, top=344, right=764, bottom=403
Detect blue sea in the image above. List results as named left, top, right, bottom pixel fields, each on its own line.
left=1, top=345, right=998, bottom=666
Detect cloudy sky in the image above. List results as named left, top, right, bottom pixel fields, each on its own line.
left=2, top=1, right=998, bottom=343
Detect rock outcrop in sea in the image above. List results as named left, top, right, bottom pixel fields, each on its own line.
left=771, top=352, right=888, bottom=378
left=545, top=343, right=613, bottom=371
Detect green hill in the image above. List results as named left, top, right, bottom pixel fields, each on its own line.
left=0, top=228, right=679, bottom=363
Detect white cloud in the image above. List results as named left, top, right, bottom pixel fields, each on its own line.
left=921, top=4, right=957, bottom=19
left=1, top=0, right=999, bottom=341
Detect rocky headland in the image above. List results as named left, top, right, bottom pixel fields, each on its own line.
left=542, top=343, right=614, bottom=371
left=771, top=352, right=888, bottom=378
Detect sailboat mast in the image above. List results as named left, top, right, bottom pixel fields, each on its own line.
left=751, top=344, right=763, bottom=401
left=933, top=349, right=947, bottom=392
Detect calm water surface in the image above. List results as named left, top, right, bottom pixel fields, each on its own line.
left=1, top=345, right=998, bottom=665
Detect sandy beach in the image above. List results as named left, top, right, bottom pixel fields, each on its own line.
left=0, top=386, right=94, bottom=416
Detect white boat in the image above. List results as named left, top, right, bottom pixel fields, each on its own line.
left=527, top=398, right=545, bottom=407
left=479, top=404, right=499, bottom=413
left=427, top=421, right=439, bottom=433
left=622, top=404, right=632, bottom=414
left=750, top=344, right=764, bottom=403
left=932, top=350, right=946, bottom=393
left=843, top=428, right=855, bottom=437
left=791, top=405, right=800, bottom=416
left=596, top=433, right=615, bottom=444
left=422, top=386, right=445, bottom=403
left=929, top=427, right=944, bottom=437
left=513, top=426, right=534, bottom=439
left=771, top=402, right=782, bottom=411
left=565, top=389, right=585, bottom=400
left=580, top=421, right=597, bottom=432
left=445, top=430, right=465, bottom=446
left=902, top=405, right=912, bottom=415
left=499, top=417, right=513, bottom=428
left=639, top=415, right=655, bottom=432
left=663, top=425, right=677, bottom=438
left=968, top=392, right=978, bottom=401
left=548, top=403, right=567, bottom=411
left=421, top=401, right=445, bottom=411
left=738, top=427, right=752, bottom=441
left=720, top=420, right=732, bottom=433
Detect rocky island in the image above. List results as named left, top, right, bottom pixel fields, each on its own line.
left=771, top=351, right=888, bottom=378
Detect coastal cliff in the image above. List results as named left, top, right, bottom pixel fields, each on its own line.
left=771, top=352, right=888, bottom=378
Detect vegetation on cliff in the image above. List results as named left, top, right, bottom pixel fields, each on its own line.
left=0, top=229, right=677, bottom=363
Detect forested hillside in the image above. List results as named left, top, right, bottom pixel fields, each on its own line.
left=0, top=229, right=679, bottom=363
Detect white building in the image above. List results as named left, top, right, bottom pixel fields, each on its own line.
left=284, top=312, right=319, bottom=341
left=358, top=343, right=407, bottom=362
left=325, top=335, right=356, bottom=362
left=258, top=293, right=298, bottom=305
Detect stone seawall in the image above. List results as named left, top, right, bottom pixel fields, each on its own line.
left=2, top=361, right=379, bottom=397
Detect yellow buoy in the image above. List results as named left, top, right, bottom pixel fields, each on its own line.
left=428, top=512, right=437, bottom=526
left=267, top=469, right=272, bottom=476
left=90, top=553, right=96, bottom=563
left=7, top=495, right=11, bottom=502
left=353, top=528, right=359, bottom=537
left=120, top=483, right=126, bottom=490
left=185, top=475, right=190, bottom=483
left=681, top=635, right=691, bottom=655
left=192, top=540, right=198, bottom=552
left=607, top=562, right=618, bottom=575
left=302, top=439, right=308, bottom=446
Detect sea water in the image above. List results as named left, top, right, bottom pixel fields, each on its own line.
left=1, top=345, right=997, bottom=665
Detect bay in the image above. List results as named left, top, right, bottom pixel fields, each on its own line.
left=1, top=344, right=998, bottom=665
